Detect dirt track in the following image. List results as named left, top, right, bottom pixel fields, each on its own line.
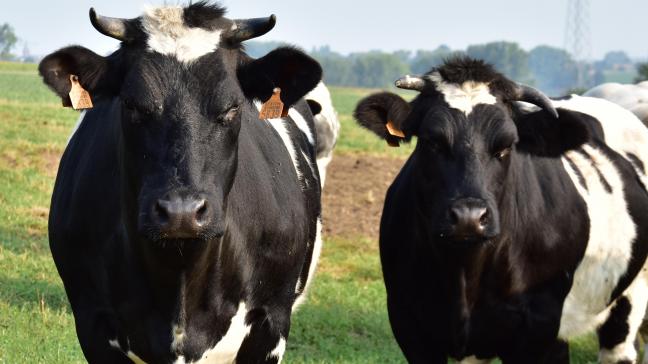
left=321, top=154, right=406, bottom=240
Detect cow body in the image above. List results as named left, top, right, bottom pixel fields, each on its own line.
left=304, top=82, right=340, bottom=187
left=584, top=81, right=648, bottom=125
left=41, top=3, right=322, bottom=363
left=354, top=58, right=648, bottom=363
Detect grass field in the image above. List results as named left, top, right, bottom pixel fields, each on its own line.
left=0, top=62, right=600, bottom=363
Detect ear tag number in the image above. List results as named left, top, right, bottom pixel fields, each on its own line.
left=386, top=120, right=405, bottom=147
left=68, top=75, right=93, bottom=110
left=259, top=88, right=285, bottom=120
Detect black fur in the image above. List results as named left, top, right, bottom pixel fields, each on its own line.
left=183, top=1, right=227, bottom=29
left=353, top=56, right=648, bottom=363
left=42, top=3, right=321, bottom=363
left=598, top=297, right=631, bottom=349
left=306, top=99, right=322, bottom=116
left=353, top=92, right=411, bottom=145
left=238, top=46, right=322, bottom=108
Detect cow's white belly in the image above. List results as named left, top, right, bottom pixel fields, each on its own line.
left=559, top=144, right=637, bottom=339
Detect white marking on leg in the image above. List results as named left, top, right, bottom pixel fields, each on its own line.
left=181, top=302, right=251, bottom=364
left=266, top=337, right=286, bottom=362
left=559, top=145, right=637, bottom=338
left=427, top=72, right=497, bottom=115
left=108, top=338, right=148, bottom=364
left=66, top=110, right=86, bottom=146
left=599, top=268, right=648, bottom=364
left=142, top=6, right=223, bottom=63
left=293, top=218, right=322, bottom=311
left=255, top=101, right=302, bottom=181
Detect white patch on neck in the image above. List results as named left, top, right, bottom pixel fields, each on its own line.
left=142, top=6, right=222, bottom=63
left=179, top=302, right=251, bottom=364
left=287, top=108, right=315, bottom=145
left=266, top=337, right=286, bottom=362
left=427, top=72, right=497, bottom=115
left=255, top=101, right=302, bottom=181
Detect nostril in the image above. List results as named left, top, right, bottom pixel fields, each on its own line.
left=449, top=208, right=460, bottom=225
left=479, top=209, right=489, bottom=226
left=155, top=201, right=169, bottom=223
left=195, top=199, right=207, bottom=222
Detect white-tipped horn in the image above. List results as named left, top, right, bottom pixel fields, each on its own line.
left=395, top=75, right=426, bottom=91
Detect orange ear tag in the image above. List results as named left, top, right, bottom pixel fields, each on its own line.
left=386, top=120, right=405, bottom=138
left=259, top=88, right=285, bottom=119
left=68, top=75, right=93, bottom=110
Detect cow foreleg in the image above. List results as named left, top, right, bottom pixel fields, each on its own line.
left=235, top=308, right=290, bottom=364
left=598, top=272, right=648, bottom=364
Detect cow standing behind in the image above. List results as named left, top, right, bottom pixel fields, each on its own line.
left=354, top=57, right=648, bottom=364
left=40, top=2, right=323, bottom=363
left=585, top=82, right=648, bottom=125
left=305, top=82, right=340, bottom=187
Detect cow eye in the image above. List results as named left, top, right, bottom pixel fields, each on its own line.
left=221, top=104, right=240, bottom=122
left=494, top=147, right=512, bottom=160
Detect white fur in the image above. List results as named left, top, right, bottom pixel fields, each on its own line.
left=599, top=270, right=648, bottom=364
left=66, top=110, right=86, bottom=146
left=108, top=338, right=148, bottom=364
left=427, top=72, right=497, bottom=115
left=293, top=218, right=322, bottom=311
left=305, top=82, right=340, bottom=188
left=255, top=101, right=302, bottom=181
left=142, top=6, right=222, bottom=63
left=287, top=108, right=314, bottom=145
left=176, top=302, right=251, bottom=364
left=266, top=337, right=286, bottom=362
left=554, top=95, right=648, bottom=190
left=559, top=144, right=637, bottom=338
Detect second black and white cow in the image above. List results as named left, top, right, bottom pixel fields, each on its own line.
left=40, top=2, right=322, bottom=363
left=354, top=57, right=648, bottom=364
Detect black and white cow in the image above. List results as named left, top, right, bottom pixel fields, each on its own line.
left=39, top=3, right=322, bottom=363
left=354, top=57, right=648, bottom=364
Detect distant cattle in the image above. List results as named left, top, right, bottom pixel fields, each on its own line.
left=305, top=82, right=340, bottom=187
left=585, top=81, right=648, bottom=125
left=354, top=57, right=648, bottom=364
left=40, top=3, right=322, bottom=363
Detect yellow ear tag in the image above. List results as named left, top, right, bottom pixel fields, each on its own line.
left=68, top=75, right=93, bottom=110
left=259, top=88, right=284, bottom=120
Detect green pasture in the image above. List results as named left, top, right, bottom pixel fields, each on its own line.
left=0, top=62, right=600, bottom=363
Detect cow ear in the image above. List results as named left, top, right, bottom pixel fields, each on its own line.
left=515, top=108, right=591, bottom=157
left=39, top=46, right=110, bottom=107
left=237, top=47, right=322, bottom=108
left=354, top=92, right=411, bottom=144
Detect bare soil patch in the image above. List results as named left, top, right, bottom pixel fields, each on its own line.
left=321, top=154, right=406, bottom=241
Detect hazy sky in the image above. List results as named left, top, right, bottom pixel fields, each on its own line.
left=4, top=0, right=647, bottom=60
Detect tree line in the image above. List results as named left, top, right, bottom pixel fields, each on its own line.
left=1, top=22, right=646, bottom=96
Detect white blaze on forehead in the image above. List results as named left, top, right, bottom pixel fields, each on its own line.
left=427, top=72, right=497, bottom=115
left=142, top=5, right=223, bottom=63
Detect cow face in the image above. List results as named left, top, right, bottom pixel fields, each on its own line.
left=354, top=57, right=589, bottom=246
left=39, top=3, right=321, bottom=248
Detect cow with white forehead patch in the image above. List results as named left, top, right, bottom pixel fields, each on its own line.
left=354, top=57, right=648, bottom=364
left=39, top=2, right=323, bottom=363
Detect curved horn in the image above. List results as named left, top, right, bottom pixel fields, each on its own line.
left=89, top=8, right=135, bottom=42
left=228, top=15, right=277, bottom=43
left=395, top=75, right=426, bottom=91
left=516, top=84, right=559, bottom=119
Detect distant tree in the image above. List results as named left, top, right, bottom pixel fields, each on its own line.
left=601, top=51, right=632, bottom=68
left=466, top=41, right=531, bottom=82
left=636, top=63, right=648, bottom=83
left=528, top=45, right=578, bottom=96
left=349, top=51, right=410, bottom=88
left=243, top=40, right=290, bottom=58
left=409, top=45, right=456, bottom=74
left=0, top=23, right=18, bottom=60
left=312, top=51, right=353, bottom=86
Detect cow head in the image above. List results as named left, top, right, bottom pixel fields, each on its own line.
left=354, top=57, right=590, bottom=246
left=39, top=3, right=321, bottom=254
